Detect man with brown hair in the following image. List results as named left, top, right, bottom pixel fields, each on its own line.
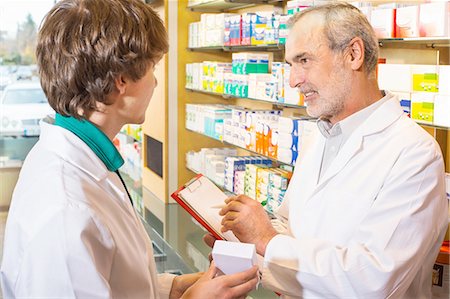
left=217, top=2, right=448, bottom=298
left=0, top=0, right=258, bottom=298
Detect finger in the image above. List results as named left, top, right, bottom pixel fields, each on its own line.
left=220, top=211, right=239, bottom=225
left=219, top=201, right=242, bottom=215
left=228, top=276, right=259, bottom=298
left=202, top=261, right=218, bottom=280
left=224, top=195, right=237, bottom=204
left=219, top=266, right=258, bottom=287
left=203, top=233, right=217, bottom=248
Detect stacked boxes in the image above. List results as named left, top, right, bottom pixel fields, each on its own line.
left=251, top=12, right=274, bottom=45
left=354, top=1, right=450, bottom=38
left=277, top=117, right=318, bottom=165
left=186, top=61, right=305, bottom=107
left=267, top=168, right=292, bottom=212
left=378, top=64, right=450, bottom=127
left=185, top=104, right=232, bottom=140
left=232, top=52, right=270, bottom=74
left=186, top=148, right=238, bottom=186
left=224, top=156, right=272, bottom=193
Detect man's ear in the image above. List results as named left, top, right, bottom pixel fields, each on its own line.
left=114, top=75, right=127, bottom=95
left=347, top=37, right=364, bottom=71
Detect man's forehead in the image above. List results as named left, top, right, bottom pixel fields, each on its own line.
left=286, top=16, right=326, bottom=54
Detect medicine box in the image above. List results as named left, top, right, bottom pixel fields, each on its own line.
left=371, top=7, right=396, bottom=38
left=439, top=65, right=450, bottom=95
left=434, top=95, right=450, bottom=127
left=377, top=64, right=412, bottom=92
left=396, top=5, right=420, bottom=38
left=419, top=2, right=450, bottom=37
left=411, top=92, right=435, bottom=124
left=212, top=240, right=257, bottom=275
left=412, top=65, right=439, bottom=93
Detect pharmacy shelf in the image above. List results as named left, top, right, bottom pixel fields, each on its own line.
left=185, top=128, right=294, bottom=166
left=188, top=44, right=285, bottom=52
left=378, top=37, right=450, bottom=48
left=187, top=0, right=283, bottom=12
left=414, top=121, right=450, bottom=131
left=186, top=87, right=307, bottom=109
left=186, top=88, right=450, bottom=130
left=188, top=38, right=450, bottom=52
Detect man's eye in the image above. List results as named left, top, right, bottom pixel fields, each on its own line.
left=300, top=58, right=309, bottom=64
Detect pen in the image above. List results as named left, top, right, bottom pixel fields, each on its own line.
left=210, top=204, right=226, bottom=209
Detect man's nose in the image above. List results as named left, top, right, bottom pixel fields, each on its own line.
left=289, top=66, right=305, bottom=89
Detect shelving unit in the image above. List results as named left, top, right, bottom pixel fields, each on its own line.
left=186, top=128, right=295, bottom=166
left=187, top=0, right=283, bottom=12
left=188, top=43, right=285, bottom=52
left=185, top=87, right=308, bottom=109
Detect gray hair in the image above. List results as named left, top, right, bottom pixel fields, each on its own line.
left=288, top=2, right=379, bottom=75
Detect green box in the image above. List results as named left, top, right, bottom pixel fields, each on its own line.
left=412, top=73, right=439, bottom=92
left=411, top=101, right=434, bottom=123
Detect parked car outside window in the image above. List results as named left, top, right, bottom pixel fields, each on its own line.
left=0, top=82, right=54, bottom=136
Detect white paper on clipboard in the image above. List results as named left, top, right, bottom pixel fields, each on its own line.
left=178, top=176, right=239, bottom=242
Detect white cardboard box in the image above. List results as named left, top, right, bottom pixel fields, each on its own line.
left=434, top=95, right=450, bottom=127
left=212, top=240, right=257, bottom=275
left=378, top=64, right=412, bottom=92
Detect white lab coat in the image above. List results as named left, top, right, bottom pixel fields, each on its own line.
left=1, top=117, right=175, bottom=298
left=261, top=94, right=448, bottom=298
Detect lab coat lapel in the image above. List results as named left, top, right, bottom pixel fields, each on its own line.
left=310, top=96, right=404, bottom=196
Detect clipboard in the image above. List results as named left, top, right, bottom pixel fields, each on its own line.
left=171, top=174, right=239, bottom=242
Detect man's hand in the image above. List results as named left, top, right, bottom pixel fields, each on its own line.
left=219, top=195, right=278, bottom=256
left=181, top=262, right=258, bottom=299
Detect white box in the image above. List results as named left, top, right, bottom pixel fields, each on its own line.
left=419, top=2, right=450, bottom=37
left=434, top=95, right=450, bottom=127
left=212, top=240, right=257, bottom=275
left=396, top=5, right=420, bottom=38
left=439, top=65, right=450, bottom=95
left=371, top=8, right=396, bottom=38
left=377, top=64, right=412, bottom=92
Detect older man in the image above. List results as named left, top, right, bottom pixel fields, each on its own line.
left=218, top=2, right=448, bottom=298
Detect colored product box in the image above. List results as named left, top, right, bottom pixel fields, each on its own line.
left=412, top=73, right=439, bottom=93
left=241, top=13, right=254, bottom=46
left=411, top=92, right=435, bottom=124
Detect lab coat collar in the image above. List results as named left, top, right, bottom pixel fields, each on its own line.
left=315, top=92, right=404, bottom=191
left=54, top=113, right=124, bottom=172
left=39, top=116, right=110, bottom=181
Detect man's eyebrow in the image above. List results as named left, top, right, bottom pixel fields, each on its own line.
left=285, top=52, right=308, bottom=65
left=292, top=53, right=307, bottom=62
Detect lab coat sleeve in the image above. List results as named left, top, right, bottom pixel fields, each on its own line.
left=261, top=139, right=448, bottom=298
left=12, top=205, right=115, bottom=298
left=157, top=273, right=176, bottom=299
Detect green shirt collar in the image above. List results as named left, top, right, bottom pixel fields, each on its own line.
left=54, top=113, right=124, bottom=172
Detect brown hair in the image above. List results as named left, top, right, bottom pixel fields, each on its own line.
left=36, top=0, right=168, bottom=118
left=288, top=2, right=379, bottom=75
